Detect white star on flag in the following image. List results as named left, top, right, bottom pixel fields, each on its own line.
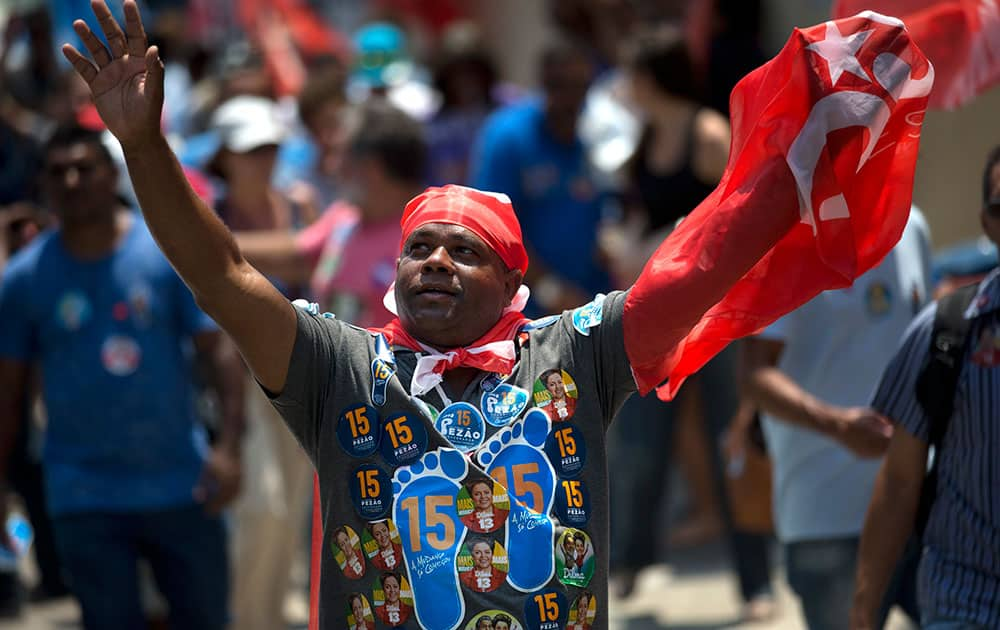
left=806, top=22, right=874, bottom=85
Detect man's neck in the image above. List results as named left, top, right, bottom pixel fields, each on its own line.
left=61, top=208, right=130, bottom=260
left=442, top=367, right=480, bottom=398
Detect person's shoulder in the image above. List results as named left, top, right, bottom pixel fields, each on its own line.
left=2, top=228, right=58, bottom=281
left=482, top=98, right=543, bottom=134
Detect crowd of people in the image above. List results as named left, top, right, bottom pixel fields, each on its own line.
left=1, top=1, right=998, bottom=630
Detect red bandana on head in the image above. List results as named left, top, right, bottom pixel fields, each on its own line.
left=371, top=185, right=531, bottom=395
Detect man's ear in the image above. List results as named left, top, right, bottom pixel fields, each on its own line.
left=504, top=268, right=524, bottom=305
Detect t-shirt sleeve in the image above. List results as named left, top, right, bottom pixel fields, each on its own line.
left=0, top=260, right=36, bottom=361
left=583, top=291, right=637, bottom=428
left=870, top=301, right=937, bottom=442
left=266, top=306, right=346, bottom=460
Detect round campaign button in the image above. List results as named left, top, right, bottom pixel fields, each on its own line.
left=544, top=423, right=587, bottom=479
left=523, top=588, right=568, bottom=630
left=337, top=404, right=381, bottom=458
left=380, top=412, right=428, bottom=467
left=465, top=609, right=523, bottom=630
left=554, top=477, right=591, bottom=527
left=481, top=384, right=530, bottom=427
left=555, top=528, right=595, bottom=588
left=435, top=402, right=486, bottom=453
left=350, top=463, right=392, bottom=520
left=568, top=591, right=598, bottom=630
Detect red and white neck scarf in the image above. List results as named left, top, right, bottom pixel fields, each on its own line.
left=375, top=284, right=530, bottom=396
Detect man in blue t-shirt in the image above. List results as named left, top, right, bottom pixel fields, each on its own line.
left=470, top=40, right=610, bottom=315
left=0, top=126, right=244, bottom=629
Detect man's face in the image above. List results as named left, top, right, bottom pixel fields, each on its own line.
left=546, top=373, right=566, bottom=399
left=472, top=542, right=493, bottom=568
left=306, top=101, right=347, bottom=175
left=982, top=163, right=1000, bottom=245
left=372, top=523, right=391, bottom=548
left=42, top=142, right=118, bottom=224
left=472, top=482, right=493, bottom=510
left=542, top=57, right=593, bottom=125
left=476, top=619, right=493, bottom=630
left=395, top=223, right=520, bottom=349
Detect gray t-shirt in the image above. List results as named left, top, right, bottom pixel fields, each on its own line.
left=270, top=291, right=634, bottom=630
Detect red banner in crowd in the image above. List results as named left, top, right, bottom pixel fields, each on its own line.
left=623, top=12, right=934, bottom=400
left=833, top=0, right=1000, bottom=109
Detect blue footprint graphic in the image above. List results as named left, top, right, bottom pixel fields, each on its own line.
left=392, top=448, right=469, bottom=630
left=476, top=408, right=556, bottom=592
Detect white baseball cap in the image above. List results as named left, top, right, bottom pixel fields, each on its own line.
left=209, top=96, right=286, bottom=154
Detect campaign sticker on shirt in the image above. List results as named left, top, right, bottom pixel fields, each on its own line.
left=544, top=423, right=587, bottom=479
left=457, top=479, right=509, bottom=534
left=523, top=588, right=568, bottom=630
left=101, top=335, right=142, bottom=376
left=337, top=404, right=381, bottom=458
left=56, top=290, right=91, bottom=331
left=371, top=572, right=413, bottom=627
left=380, top=413, right=428, bottom=467
left=350, top=463, right=392, bottom=520
left=331, top=525, right=366, bottom=580
left=523, top=315, right=560, bottom=331
left=567, top=591, right=597, bottom=630
left=127, top=282, right=153, bottom=327
left=866, top=282, right=892, bottom=317
left=533, top=369, right=579, bottom=422
left=371, top=358, right=395, bottom=407
left=480, top=372, right=504, bottom=393
left=457, top=539, right=509, bottom=593
left=571, top=294, right=606, bottom=336
left=482, top=384, right=530, bottom=427
left=435, top=402, right=486, bottom=453
left=554, top=478, right=591, bottom=527
left=466, top=610, right=523, bottom=630
left=346, top=593, right=376, bottom=630
left=362, top=520, right=404, bottom=572
left=555, top=528, right=595, bottom=588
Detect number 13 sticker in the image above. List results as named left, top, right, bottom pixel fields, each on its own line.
left=524, top=588, right=568, bottom=630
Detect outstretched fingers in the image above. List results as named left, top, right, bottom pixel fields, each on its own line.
left=72, top=19, right=111, bottom=68
left=62, top=44, right=99, bottom=84
left=123, top=0, right=148, bottom=58
left=91, top=0, right=128, bottom=59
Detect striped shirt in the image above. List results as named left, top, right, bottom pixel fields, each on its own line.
left=871, top=267, right=1000, bottom=627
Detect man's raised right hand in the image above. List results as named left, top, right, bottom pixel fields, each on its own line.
left=61, top=0, right=164, bottom=151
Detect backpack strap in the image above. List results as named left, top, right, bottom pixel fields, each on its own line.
left=916, top=282, right=980, bottom=439
left=913, top=282, right=979, bottom=536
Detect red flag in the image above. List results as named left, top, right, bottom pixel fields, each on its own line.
left=624, top=12, right=934, bottom=400
left=833, top=0, right=1000, bottom=109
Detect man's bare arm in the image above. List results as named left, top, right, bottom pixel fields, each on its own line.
left=742, top=337, right=893, bottom=458
left=850, top=428, right=927, bottom=629
left=62, top=0, right=295, bottom=392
